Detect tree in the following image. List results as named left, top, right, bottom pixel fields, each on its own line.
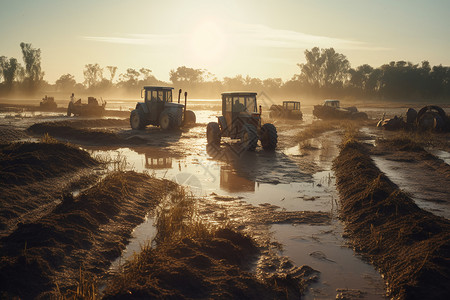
left=55, top=74, right=76, bottom=91
left=20, top=42, right=44, bottom=91
left=0, top=56, right=20, bottom=91
left=169, top=66, right=204, bottom=84
left=106, top=66, right=118, bottom=83
left=118, top=68, right=140, bottom=88
left=83, top=63, right=103, bottom=88
left=297, top=47, right=350, bottom=88
left=297, top=47, right=325, bottom=86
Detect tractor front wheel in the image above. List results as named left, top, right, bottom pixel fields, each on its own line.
left=159, top=110, right=176, bottom=130
left=207, top=122, right=221, bottom=145
left=241, top=124, right=258, bottom=151
left=260, top=123, right=278, bottom=150
left=130, top=108, right=146, bottom=130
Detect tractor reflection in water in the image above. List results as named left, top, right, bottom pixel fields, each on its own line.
left=220, top=165, right=255, bottom=193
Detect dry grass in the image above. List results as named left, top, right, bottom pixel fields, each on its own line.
left=333, top=137, right=450, bottom=299
left=296, top=119, right=365, bottom=143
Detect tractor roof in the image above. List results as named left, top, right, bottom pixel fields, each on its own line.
left=221, top=92, right=257, bottom=97
left=283, top=101, right=300, bottom=104
left=324, top=99, right=340, bottom=103
left=143, top=86, right=174, bottom=90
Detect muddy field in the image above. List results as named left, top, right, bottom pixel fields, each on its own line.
left=0, top=101, right=449, bottom=299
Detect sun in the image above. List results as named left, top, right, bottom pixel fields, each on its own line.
left=189, top=21, right=226, bottom=63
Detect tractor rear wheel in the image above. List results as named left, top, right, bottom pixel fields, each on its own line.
left=260, top=123, right=278, bottom=150
left=207, top=122, right=221, bottom=145
left=184, top=110, right=196, bottom=124
left=241, top=124, right=258, bottom=151
left=159, top=110, right=176, bottom=130
left=130, top=108, right=146, bottom=130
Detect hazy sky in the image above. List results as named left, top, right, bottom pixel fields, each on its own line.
left=1, top=0, right=449, bottom=83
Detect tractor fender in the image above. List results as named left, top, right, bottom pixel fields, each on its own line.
left=218, top=116, right=227, bottom=131
left=136, top=102, right=149, bottom=114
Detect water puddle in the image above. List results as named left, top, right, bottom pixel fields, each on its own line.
left=372, top=156, right=450, bottom=219
left=273, top=223, right=386, bottom=299
left=427, top=149, right=450, bottom=165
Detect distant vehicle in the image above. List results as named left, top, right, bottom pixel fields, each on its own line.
left=207, top=92, right=277, bottom=151
left=130, top=86, right=196, bottom=130
left=67, top=97, right=106, bottom=117
left=377, top=105, right=450, bottom=132
left=269, top=101, right=303, bottom=120
left=39, top=96, right=57, bottom=111
left=313, top=99, right=367, bottom=120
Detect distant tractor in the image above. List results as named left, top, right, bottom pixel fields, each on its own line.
left=269, top=101, right=303, bottom=120
left=130, top=86, right=196, bottom=130
left=40, top=95, right=57, bottom=111
left=207, top=92, right=278, bottom=151
left=67, top=97, right=106, bottom=117
left=313, top=99, right=367, bottom=120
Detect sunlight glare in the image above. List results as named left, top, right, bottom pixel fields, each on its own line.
left=189, top=21, right=226, bottom=63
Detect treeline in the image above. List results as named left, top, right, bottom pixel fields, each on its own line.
left=1, top=43, right=450, bottom=101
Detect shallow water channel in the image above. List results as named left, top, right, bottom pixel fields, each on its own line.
left=87, top=113, right=387, bottom=299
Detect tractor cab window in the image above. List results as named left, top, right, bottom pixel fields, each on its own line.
left=151, top=91, right=158, bottom=101
left=165, top=90, right=172, bottom=102
left=233, top=97, right=245, bottom=112
left=245, top=96, right=257, bottom=113
left=285, top=102, right=295, bottom=110
left=225, top=96, right=233, bottom=112
left=158, top=91, right=164, bottom=101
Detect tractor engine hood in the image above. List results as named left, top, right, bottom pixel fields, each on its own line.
left=164, top=102, right=184, bottom=109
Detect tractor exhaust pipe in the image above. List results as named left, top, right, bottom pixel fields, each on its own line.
left=178, top=89, right=182, bottom=104
left=184, top=91, right=188, bottom=122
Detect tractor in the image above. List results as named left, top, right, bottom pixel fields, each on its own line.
left=269, top=101, right=303, bottom=120
left=130, top=86, right=196, bottom=130
left=313, top=99, right=367, bottom=120
left=207, top=92, right=277, bottom=151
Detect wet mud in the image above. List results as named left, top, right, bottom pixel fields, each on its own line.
left=333, top=139, right=450, bottom=299
left=371, top=138, right=450, bottom=219
left=0, top=170, right=175, bottom=298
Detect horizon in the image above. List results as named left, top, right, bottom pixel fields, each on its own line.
left=1, top=0, right=450, bottom=84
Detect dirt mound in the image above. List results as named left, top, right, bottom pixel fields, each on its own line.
left=104, top=228, right=306, bottom=299
left=27, top=121, right=145, bottom=146
left=0, top=126, right=30, bottom=143
left=43, top=119, right=129, bottom=128
left=0, top=142, right=97, bottom=187
left=333, top=139, right=450, bottom=299
left=0, top=171, right=175, bottom=299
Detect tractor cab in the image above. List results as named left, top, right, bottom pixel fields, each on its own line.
left=283, top=101, right=301, bottom=111
left=221, top=92, right=261, bottom=139
left=141, top=86, right=181, bottom=123
left=324, top=99, right=340, bottom=108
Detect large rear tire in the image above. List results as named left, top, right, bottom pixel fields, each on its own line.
left=207, top=122, right=221, bottom=145
left=241, top=124, right=258, bottom=151
left=130, top=108, right=146, bottom=130
left=184, top=110, right=196, bottom=124
left=159, top=110, right=176, bottom=130
left=260, top=123, right=278, bottom=150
